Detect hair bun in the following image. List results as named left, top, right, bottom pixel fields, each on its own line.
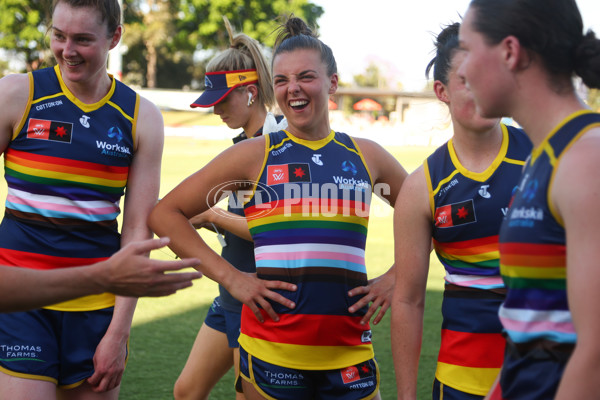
left=574, top=30, right=600, bottom=89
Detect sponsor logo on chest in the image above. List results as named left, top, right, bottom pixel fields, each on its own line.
left=27, top=118, right=73, bottom=143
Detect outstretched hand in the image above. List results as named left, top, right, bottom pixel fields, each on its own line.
left=348, top=266, right=395, bottom=325
left=188, top=209, right=216, bottom=230
left=227, top=272, right=297, bottom=323
left=102, top=237, right=202, bottom=297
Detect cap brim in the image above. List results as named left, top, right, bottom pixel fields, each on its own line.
left=190, top=87, right=236, bottom=108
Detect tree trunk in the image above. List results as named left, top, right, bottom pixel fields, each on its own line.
left=146, top=41, right=157, bottom=88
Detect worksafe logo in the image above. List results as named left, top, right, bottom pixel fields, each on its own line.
left=108, top=126, right=123, bottom=142
left=341, top=160, right=357, bottom=175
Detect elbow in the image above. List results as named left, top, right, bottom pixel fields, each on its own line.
left=147, top=202, right=163, bottom=236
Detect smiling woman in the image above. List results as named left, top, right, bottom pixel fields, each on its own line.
left=0, top=0, right=167, bottom=398
left=148, top=14, right=409, bottom=400
left=171, top=16, right=286, bottom=400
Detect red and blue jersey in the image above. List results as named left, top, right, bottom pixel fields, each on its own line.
left=425, top=124, right=532, bottom=395
left=239, top=129, right=374, bottom=370
left=0, top=65, right=138, bottom=311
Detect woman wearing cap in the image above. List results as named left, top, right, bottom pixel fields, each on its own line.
left=458, top=0, right=600, bottom=399
left=173, top=17, right=286, bottom=400
left=150, top=15, right=407, bottom=399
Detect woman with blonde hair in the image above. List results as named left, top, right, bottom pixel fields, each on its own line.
left=173, top=16, right=285, bottom=400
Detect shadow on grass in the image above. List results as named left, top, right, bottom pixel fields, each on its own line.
left=120, top=289, right=443, bottom=400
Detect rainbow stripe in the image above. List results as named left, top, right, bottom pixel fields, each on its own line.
left=499, top=242, right=573, bottom=343
left=4, top=148, right=128, bottom=225
left=434, top=235, right=503, bottom=289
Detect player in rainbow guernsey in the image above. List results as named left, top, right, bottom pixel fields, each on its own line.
left=425, top=122, right=530, bottom=396
left=4, top=64, right=135, bottom=243
left=0, top=0, right=165, bottom=397
left=498, top=111, right=600, bottom=398
left=149, top=16, right=407, bottom=400
left=458, top=0, right=600, bottom=398
left=390, top=21, right=533, bottom=400
left=242, top=129, right=375, bottom=370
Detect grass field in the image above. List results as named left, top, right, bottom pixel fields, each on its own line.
left=0, top=114, right=446, bottom=399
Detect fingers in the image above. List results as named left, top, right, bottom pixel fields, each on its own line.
left=371, top=303, right=390, bottom=325
left=140, top=276, right=198, bottom=297
left=361, top=300, right=390, bottom=325
left=87, top=371, right=101, bottom=388
left=257, top=299, right=280, bottom=322
left=264, top=281, right=296, bottom=309
left=347, top=284, right=391, bottom=325
left=88, top=374, right=120, bottom=393
left=265, top=280, right=297, bottom=292
left=348, top=286, right=370, bottom=313
left=348, top=285, right=369, bottom=298
left=151, top=257, right=202, bottom=273
left=360, top=305, right=377, bottom=325
left=87, top=371, right=119, bottom=393
left=152, top=271, right=202, bottom=283
left=247, top=303, right=265, bottom=323
left=244, top=280, right=297, bottom=323
left=130, top=236, right=172, bottom=254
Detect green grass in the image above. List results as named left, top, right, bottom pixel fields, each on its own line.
left=161, top=110, right=222, bottom=127
left=119, top=137, right=446, bottom=399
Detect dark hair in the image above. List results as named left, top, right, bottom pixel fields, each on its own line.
left=426, top=22, right=461, bottom=85
left=273, top=16, right=337, bottom=76
left=206, top=17, right=275, bottom=109
left=52, top=0, right=121, bottom=36
left=468, top=0, right=600, bottom=89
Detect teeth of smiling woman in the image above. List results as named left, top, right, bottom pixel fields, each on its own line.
left=65, top=60, right=82, bottom=66
left=290, top=100, right=308, bottom=107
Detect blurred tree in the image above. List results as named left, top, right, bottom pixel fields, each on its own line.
left=122, top=0, right=323, bottom=88
left=0, top=0, right=53, bottom=72
left=176, top=0, right=323, bottom=51
left=0, top=0, right=323, bottom=88
left=350, top=62, right=393, bottom=117
left=122, top=0, right=180, bottom=88
left=353, top=62, right=387, bottom=89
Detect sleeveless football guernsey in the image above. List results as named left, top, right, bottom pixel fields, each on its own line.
left=426, top=124, right=532, bottom=395
left=498, top=111, right=600, bottom=399
left=0, top=65, right=138, bottom=311
left=239, top=130, right=375, bottom=370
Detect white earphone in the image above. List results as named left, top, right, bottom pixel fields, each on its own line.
left=247, top=92, right=254, bottom=106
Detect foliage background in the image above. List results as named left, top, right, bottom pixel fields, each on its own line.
left=0, top=0, right=323, bottom=89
